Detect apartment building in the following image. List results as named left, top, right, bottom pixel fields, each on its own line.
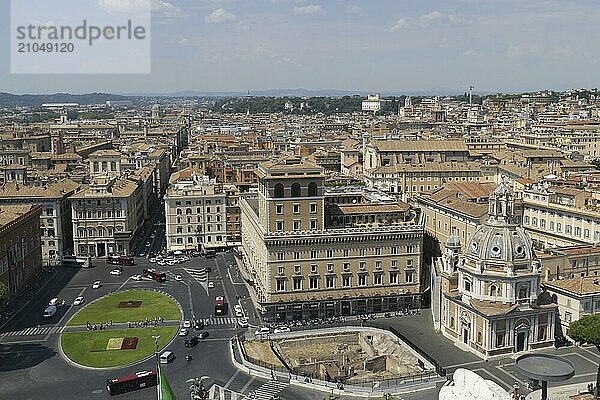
left=71, top=176, right=145, bottom=257
left=543, top=277, right=600, bottom=334
left=519, top=185, right=600, bottom=248
left=164, top=170, right=227, bottom=252
left=537, top=245, right=600, bottom=282
left=0, top=204, right=42, bottom=298
left=0, top=180, right=81, bottom=263
left=240, top=158, right=424, bottom=322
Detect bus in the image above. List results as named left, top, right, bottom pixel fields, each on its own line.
left=106, top=369, right=158, bottom=396
left=61, top=255, right=92, bottom=268
left=215, top=296, right=227, bottom=315
left=106, top=255, right=135, bottom=266
left=143, top=268, right=166, bottom=282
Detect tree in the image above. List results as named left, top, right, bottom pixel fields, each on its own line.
left=0, top=281, right=7, bottom=305
left=569, top=314, right=600, bottom=399
left=186, top=376, right=210, bottom=400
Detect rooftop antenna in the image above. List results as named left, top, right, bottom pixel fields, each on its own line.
left=469, top=85, right=474, bottom=105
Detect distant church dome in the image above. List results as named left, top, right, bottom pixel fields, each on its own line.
left=466, top=182, right=534, bottom=264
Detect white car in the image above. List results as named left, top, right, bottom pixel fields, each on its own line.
left=274, top=326, right=291, bottom=334
left=208, top=282, right=215, bottom=288
left=182, top=320, right=191, bottom=328
left=238, top=318, right=249, bottom=328
left=255, top=327, right=270, bottom=336
left=132, top=274, right=142, bottom=281
left=179, top=328, right=188, bottom=336
left=73, top=296, right=85, bottom=306
left=149, top=258, right=157, bottom=263
left=234, top=305, right=244, bottom=317
left=92, top=281, right=101, bottom=289
left=157, top=261, right=166, bottom=266
left=174, top=274, right=183, bottom=282
left=109, top=269, right=122, bottom=276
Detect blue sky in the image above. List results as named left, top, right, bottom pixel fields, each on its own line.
left=1, top=0, right=599, bottom=94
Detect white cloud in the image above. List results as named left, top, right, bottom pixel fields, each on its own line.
left=98, top=0, right=149, bottom=13
left=205, top=8, right=238, bottom=23
left=420, top=10, right=444, bottom=23
left=346, top=4, right=361, bottom=13
left=178, top=38, right=189, bottom=46
left=390, top=18, right=409, bottom=32
left=293, top=4, right=323, bottom=15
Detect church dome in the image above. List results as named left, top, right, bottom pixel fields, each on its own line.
left=466, top=182, right=534, bottom=264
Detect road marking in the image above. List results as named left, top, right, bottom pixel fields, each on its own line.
left=224, top=369, right=241, bottom=389
left=239, top=376, right=255, bottom=393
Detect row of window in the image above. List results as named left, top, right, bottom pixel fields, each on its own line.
left=175, top=224, right=222, bottom=233
left=76, top=226, right=124, bottom=237
left=172, top=235, right=222, bottom=244
left=277, top=260, right=413, bottom=275
left=173, top=215, right=221, bottom=224
left=175, top=207, right=221, bottom=215
left=275, top=220, right=317, bottom=231
left=76, top=199, right=120, bottom=206
left=273, top=182, right=319, bottom=198
left=174, top=199, right=221, bottom=206
left=275, top=271, right=413, bottom=291
left=524, top=215, right=599, bottom=240
left=275, top=203, right=318, bottom=215
left=92, top=160, right=118, bottom=172
left=274, top=246, right=415, bottom=260
left=76, top=209, right=123, bottom=219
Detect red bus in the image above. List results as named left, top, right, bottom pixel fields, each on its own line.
left=106, top=255, right=135, bottom=266
left=143, top=268, right=166, bottom=282
left=106, top=369, right=158, bottom=396
left=215, top=296, right=227, bottom=315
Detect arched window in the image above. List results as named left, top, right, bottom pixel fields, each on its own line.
left=110, top=161, right=117, bottom=171
left=186, top=208, right=192, bottom=215
left=291, top=182, right=301, bottom=197
left=489, top=284, right=498, bottom=297
left=308, top=182, right=318, bottom=197
left=274, top=183, right=284, bottom=198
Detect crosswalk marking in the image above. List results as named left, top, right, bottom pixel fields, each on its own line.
left=245, top=380, right=288, bottom=400
left=203, top=317, right=237, bottom=326
left=184, top=267, right=208, bottom=283
left=2, top=325, right=61, bottom=337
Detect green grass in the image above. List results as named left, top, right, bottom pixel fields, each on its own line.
left=61, top=326, right=178, bottom=368
left=68, top=290, right=180, bottom=326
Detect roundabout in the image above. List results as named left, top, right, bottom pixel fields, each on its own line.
left=60, top=290, right=181, bottom=369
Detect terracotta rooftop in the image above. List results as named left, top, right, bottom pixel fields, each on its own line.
left=545, top=277, right=600, bottom=295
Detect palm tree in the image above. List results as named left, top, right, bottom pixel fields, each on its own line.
left=186, top=376, right=211, bottom=400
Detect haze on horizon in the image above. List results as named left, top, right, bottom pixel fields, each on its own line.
left=1, top=0, right=599, bottom=95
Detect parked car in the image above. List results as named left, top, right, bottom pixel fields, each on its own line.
left=109, top=269, right=122, bottom=276
left=274, top=326, right=291, bottom=334
left=255, top=327, right=270, bottom=337
left=132, top=274, right=142, bottom=281
left=149, top=258, right=157, bottom=263
left=43, top=305, right=57, bottom=318
left=48, top=298, right=59, bottom=306
left=182, top=320, right=191, bottom=328
left=208, top=282, right=215, bottom=288
left=179, top=328, right=189, bottom=337
left=200, top=331, right=209, bottom=339
left=73, top=296, right=85, bottom=306
left=92, top=281, right=101, bottom=289
left=174, top=274, right=183, bottom=282
left=194, top=320, right=204, bottom=330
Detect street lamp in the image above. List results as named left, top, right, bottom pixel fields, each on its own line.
left=152, top=335, right=160, bottom=364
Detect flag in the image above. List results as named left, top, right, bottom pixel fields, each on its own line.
left=159, top=368, right=176, bottom=400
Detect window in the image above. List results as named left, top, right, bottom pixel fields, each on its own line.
left=343, top=249, right=349, bottom=257
left=566, top=225, right=572, bottom=234
left=276, top=204, right=283, bottom=215
left=308, top=182, right=318, bottom=196
left=391, top=260, right=397, bottom=269
left=291, top=182, right=301, bottom=197
left=326, top=275, right=335, bottom=288
left=343, top=262, right=350, bottom=271
left=310, top=249, right=317, bottom=259
left=374, top=273, right=383, bottom=285
left=359, top=262, right=366, bottom=270
left=391, top=246, right=397, bottom=255
left=557, top=223, right=562, bottom=232
left=327, top=249, right=333, bottom=258
left=277, top=266, right=284, bottom=275
left=310, top=264, right=317, bottom=273
left=293, top=251, right=300, bottom=260
left=564, top=311, right=572, bottom=324
left=405, top=271, right=413, bottom=283
left=407, top=245, right=414, bottom=253
left=274, top=183, right=284, bottom=198
left=276, top=221, right=284, bottom=231
left=294, top=265, right=301, bottom=274
left=276, top=279, right=286, bottom=292
left=293, top=204, right=300, bottom=214
left=310, top=203, right=317, bottom=213
left=375, top=247, right=381, bottom=256
left=375, top=261, right=382, bottom=269
left=310, top=220, right=317, bottom=230
left=293, top=220, right=300, bottom=231
left=342, top=275, right=351, bottom=287
left=464, top=279, right=471, bottom=292
left=389, top=272, right=398, bottom=284
left=293, top=277, right=302, bottom=290
left=358, top=274, right=367, bottom=286
left=359, top=248, right=365, bottom=257
left=326, top=263, right=333, bottom=272
left=309, top=277, right=319, bottom=289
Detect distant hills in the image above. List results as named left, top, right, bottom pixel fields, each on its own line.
left=0, top=87, right=471, bottom=107
left=0, top=92, right=132, bottom=107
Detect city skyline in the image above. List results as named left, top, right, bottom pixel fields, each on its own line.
left=1, top=0, right=599, bottom=94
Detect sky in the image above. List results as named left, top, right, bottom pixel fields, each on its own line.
left=1, top=0, right=599, bottom=94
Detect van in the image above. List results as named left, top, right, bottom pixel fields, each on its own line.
left=159, top=351, right=175, bottom=364
left=43, top=305, right=57, bottom=318
left=48, top=298, right=59, bottom=306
